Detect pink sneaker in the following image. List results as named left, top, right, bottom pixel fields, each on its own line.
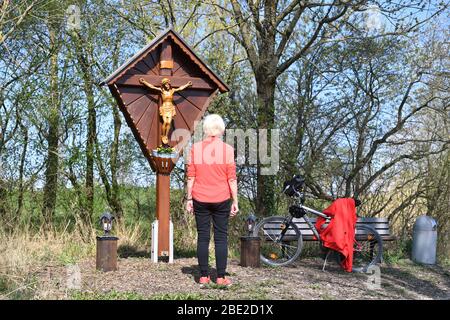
left=216, top=277, right=232, bottom=286
left=199, top=276, right=211, bottom=284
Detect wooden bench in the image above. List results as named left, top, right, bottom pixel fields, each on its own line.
left=260, top=217, right=396, bottom=242
left=293, top=217, right=396, bottom=242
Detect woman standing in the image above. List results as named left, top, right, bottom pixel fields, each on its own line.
left=186, top=114, right=238, bottom=286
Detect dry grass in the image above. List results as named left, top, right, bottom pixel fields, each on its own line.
left=1, top=216, right=447, bottom=300
left=0, top=219, right=148, bottom=299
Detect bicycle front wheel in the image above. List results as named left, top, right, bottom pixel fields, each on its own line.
left=252, top=216, right=303, bottom=267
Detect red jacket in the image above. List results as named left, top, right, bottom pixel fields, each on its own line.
left=315, top=198, right=357, bottom=272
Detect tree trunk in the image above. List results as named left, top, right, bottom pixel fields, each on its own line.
left=0, top=178, right=6, bottom=221
left=72, top=31, right=97, bottom=227
left=255, top=74, right=276, bottom=217
left=16, top=122, right=28, bottom=220
left=84, top=65, right=96, bottom=227
left=41, top=26, right=60, bottom=228
left=109, top=104, right=123, bottom=219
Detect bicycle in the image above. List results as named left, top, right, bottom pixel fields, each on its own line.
left=252, top=175, right=383, bottom=272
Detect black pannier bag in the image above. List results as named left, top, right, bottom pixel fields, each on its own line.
left=289, top=205, right=306, bottom=218
left=283, top=175, right=305, bottom=197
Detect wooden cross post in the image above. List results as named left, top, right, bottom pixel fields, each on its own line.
left=155, top=166, right=171, bottom=259
left=116, top=45, right=211, bottom=260
left=101, top=29, right=229, bottom=263
left=155, top=42, right=174, bottom=259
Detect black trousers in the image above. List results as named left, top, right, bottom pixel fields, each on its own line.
left=193, top=198, right=231, bottom=278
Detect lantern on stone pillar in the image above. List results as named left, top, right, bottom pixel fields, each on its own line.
left=100, top=212, right=114, bottom=235
left=240, top=213, right=260, bottom=268
left=96, top=212, right=118, bottom=272
left=245, top=213, right=257, bottom=236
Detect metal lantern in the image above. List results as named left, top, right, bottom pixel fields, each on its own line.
left=246, top=214, right=257, bottom=236
left=240, top=213, right=260, bottom=268
left=96, top=212, right=118, bottom=272
left=100, top=212, right=114, bottom=235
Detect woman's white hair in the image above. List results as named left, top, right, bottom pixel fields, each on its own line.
left=203, top=114, right=225, bottom=137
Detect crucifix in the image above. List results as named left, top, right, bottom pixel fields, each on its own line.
left=101, top=29, right=229, bottom=263
left=139, top=77, right=192, bottom=145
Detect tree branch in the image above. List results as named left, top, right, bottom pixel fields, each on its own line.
left=277, top=4, right=349, bottom=75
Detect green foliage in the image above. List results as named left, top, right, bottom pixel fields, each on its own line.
left=6, top=185, right=155, bottom=238
left=384, top=240, right=413, bottom=265
left=156, top=146, right=176, bottom=154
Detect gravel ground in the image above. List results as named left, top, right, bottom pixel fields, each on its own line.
left=32, top=256, right=449, bottom=300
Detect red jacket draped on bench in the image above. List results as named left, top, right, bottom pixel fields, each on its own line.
left=315, top=198, right=357, bottom=272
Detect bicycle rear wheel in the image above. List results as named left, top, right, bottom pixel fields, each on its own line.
left=252, top=216, right=303, bottom=267
left=352, top=225, right=383, bottom=272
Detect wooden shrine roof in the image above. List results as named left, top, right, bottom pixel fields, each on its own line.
left=100, top=28, right=229, bottom=93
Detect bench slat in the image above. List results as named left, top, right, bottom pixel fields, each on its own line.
left=261, top=229, right=392, bottom=235
left=293, top=217, right=392, bottom=230
left=294, top=217, right=389, bottom=224
left=259, top=215, right=395, bottom=241
left=263, top=235, right=396, bottom=241
left=295, top=224, right=390, bottom=230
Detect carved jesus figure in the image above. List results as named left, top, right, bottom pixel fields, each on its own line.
left=139, top=77, right=192, bottom=145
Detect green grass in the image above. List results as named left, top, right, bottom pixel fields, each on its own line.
left=5, top=185, right=158, bottom=236
left=174, top=247, right=197, bottom=258
left=320, top=293, right=335, bottom=300
left=383, top=240, right=412, bottom=265
left=243, top=286, right=270, bottom=300
left=150, top=292, right=205, bottom=300
left=13, top=283, right=210, bottom=300
left=260, top=279, right=285, bottom=286
left=71, top=290, right=146, bottom=300
left=439, top=257, right=450, bottom=268
left=203, top=282, right=231, bottom=290
left=71, top=290, right=209, bottom=301
left=58, top=242, right=95, bottom=265
left=0, top=275, right=37, bottom=300
left=309, top=283, right=321, bottom=290
left=0, top=276, right=10, bottom=294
